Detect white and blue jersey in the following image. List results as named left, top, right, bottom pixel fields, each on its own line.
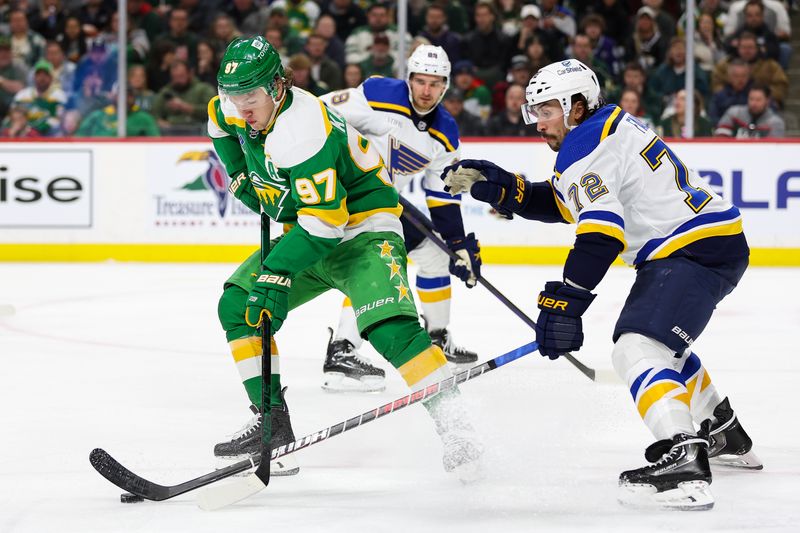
left=320, top=77, right=462, bottom=227
left=546, top=105, right=747, bottom=276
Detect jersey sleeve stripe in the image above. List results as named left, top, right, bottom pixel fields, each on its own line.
left=318, top=98, right=333, bottom=136
left=548, top=179, right=575, bottom=223
left=428, top=128, right=456, bottom=152
left=578, top=210, right=625, bottom=228
left=423, top=187, right=462, bottom=201
left=207, top=96, right=221, bottom=128
left=634, top=206, right=743, bottom=264
left=600, top=106, right=624, bottom=141
left=368, top=100, right=412, bottom=117
left=426, top=198, right=461, bottom=208
left=346, top=204, right=403, bottom=227
left=576, top=223, right=626, bottom=248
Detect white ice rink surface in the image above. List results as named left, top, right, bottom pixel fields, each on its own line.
left=1, top=262, right=799, bottom=532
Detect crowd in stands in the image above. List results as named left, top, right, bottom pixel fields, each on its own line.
left=0, top=0, right=794, bottom=138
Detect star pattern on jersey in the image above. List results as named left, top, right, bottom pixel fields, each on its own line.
left=377, top=240, right=394, bottom=258
left=395, top=281, right=411, bottom=302
left=386, top=258, right=402, bottom=279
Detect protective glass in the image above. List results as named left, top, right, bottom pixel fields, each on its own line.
left=520, top=101, right=565, bottom=125
left=220, top=86, right=270, bottom=112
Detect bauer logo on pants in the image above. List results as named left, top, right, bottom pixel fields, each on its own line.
left=354, top=297, right=396, bottom=318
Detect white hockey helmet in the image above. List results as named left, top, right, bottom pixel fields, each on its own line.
left=521, top=59, right=601, bottom=129
left=406, top=44, right=451, bottom=114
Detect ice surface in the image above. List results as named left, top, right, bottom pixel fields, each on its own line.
left=1, top=263, right=798, bottom=532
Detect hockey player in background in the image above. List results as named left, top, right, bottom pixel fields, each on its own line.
left=207, top=36, right=482, bottom=481
left=317, top=45, right=482, bottom=393
left=442, top=59, right=761, bottom=510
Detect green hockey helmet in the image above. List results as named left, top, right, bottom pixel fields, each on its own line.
left=217, top=36, right=285, bottom=100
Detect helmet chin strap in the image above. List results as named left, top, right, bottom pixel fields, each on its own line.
left=265, top=82, right=287, bottom=126
left=407, top=77, right=449, bottom=116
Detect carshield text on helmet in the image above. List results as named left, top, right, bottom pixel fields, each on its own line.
left=521, top=60, right=601, bottom=129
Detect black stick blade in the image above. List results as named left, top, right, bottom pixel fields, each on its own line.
left=90, top=448, right=170, bottom=501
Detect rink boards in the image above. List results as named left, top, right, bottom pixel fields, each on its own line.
left=0, top=138, right=798, bottom=265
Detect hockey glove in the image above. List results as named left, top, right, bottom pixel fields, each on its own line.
left=442, top=160, right=528, bottom=219
left=447, top=233, right=481, bottom=288
left=245, top=271, right=292, bottom=334
left=535, top=281, right=596, bottom=360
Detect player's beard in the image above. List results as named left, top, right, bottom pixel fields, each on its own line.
left=541, top=133, right=562, bottom=151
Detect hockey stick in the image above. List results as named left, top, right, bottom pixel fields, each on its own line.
left=253, top=212, right=272, bottom=486
left=398, top=196, right=596, bottom=382
left=88, top=340, right=538, bottom=506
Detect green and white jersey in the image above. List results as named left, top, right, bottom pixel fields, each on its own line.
left=207, top=87, right=402, bottom=275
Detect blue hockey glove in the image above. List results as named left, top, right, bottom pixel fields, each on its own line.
left=441, top=159, right=528, bottom=219
left=245, top=271, right=292, bottom=334
left=446, top=233, right=481, bottom=288
left=535, top=281, right=596, bottom=360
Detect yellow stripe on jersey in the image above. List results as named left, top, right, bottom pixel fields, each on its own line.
left=298, top=199, right=349, bottom=228
left=428, top=128, right=456, bottom=152
left=417, top=287, right=452, bottom=303
left=318, top=98, right=332, bottom=136
left=600, top=107, right=622, bottom=141
left=207, top=96, right=221, bottom=128
left=347, top=204, right=403, bottom=226
left=368, top=100, right=412, bottom=116
left=549, top=181, right=575, bottom=223
left=650, top=219, right=743, bottom=261
left=576, top=222, right=627, bottom=250
left=426, top=197, right=460, bottom=208
left=399, top=345, right=447, bottom=386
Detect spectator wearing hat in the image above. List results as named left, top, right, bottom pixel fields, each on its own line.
left=625, top=6, right=668, bottom=71
left=314, top=15, right=346, bottom=69
left=305, top=33, right=342, bottom=90
left=491, top=54, right=532, bottom=114
left=461, top=2, right=513, bottom=88
left=12, top=59, right=66, bottom=135
left=714, top=84, right=784, bottom=138
left=641, top=0, right=676, bottom=41
left=345, top=3, right=411, bottom=65
left=323, top=0, right=367, bottom=44
left=513, top=4, right=553, bottom=59
left=538, top=0, right=576, bottom=59
left=708, top=58, right=753, bottom=124
left=154, top=8, right=199, bottom=67
left=648, top=37, right=710, bottom=110
left=451, top=59, right=491, bottom=123
left=580, top=13, right=623, bottom=78
left=57, top=16, right=87, bottom=64
left=288, top=53, right=329, bottom=96
left=151, top=59, right=216, bottom=135
left=712, top=31, right=787, bottom=106
left=419, top=4, right=461, bottom=64
left=8, top=9, right=46, bottom=70
left=486, top=83, right=531, bottom=137
left=29, top=40, right=75, bottom=97
left=76, top=84, right=160, bottom=137
left=358, top=32, right=394, bottom=78
left=0, top=37, right=26, bottom=120
left=442, top=87, right=484, bottom=136
left=72, top=39, right=115, bottom=110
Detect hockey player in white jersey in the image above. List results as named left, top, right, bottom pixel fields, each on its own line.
left=318, top=45, right=482, bottom=392
left=443, top=60, right=761, bottom=510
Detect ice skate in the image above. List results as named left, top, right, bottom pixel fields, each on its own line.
left=322, top=328, right=386, bottom=393
left=429, top=391, right=484, bottom=483
left=707, top=397, right=762, bottom=470
left=213, top=388, right=300, bottom=476
left=428, top=328, right=478, bottom=367
left=618, top=430, right=714, bottom=511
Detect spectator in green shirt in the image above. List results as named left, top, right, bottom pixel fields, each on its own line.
left=76, top=85, right=160, bottom=137
left=151, top=59, right=216, bottom=135
left=451, top=60, right=491, bottom=123
left=359, top=32, right=395, bottom=78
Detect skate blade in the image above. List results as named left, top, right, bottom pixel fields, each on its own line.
left=215, top=454, right=300, bottom=477
left=618, top=480, right=714, bottom=511
left=322, top=372, right=386, bottom=393
left=710, top=449, right=763, bottom=470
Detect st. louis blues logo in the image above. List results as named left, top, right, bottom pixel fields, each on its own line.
left=388, top=136, right=430, bottom=181
left=177, top=150, right=229, bottom=217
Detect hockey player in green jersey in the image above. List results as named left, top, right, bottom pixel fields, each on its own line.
left=207, top=36, right=483, bottom=481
